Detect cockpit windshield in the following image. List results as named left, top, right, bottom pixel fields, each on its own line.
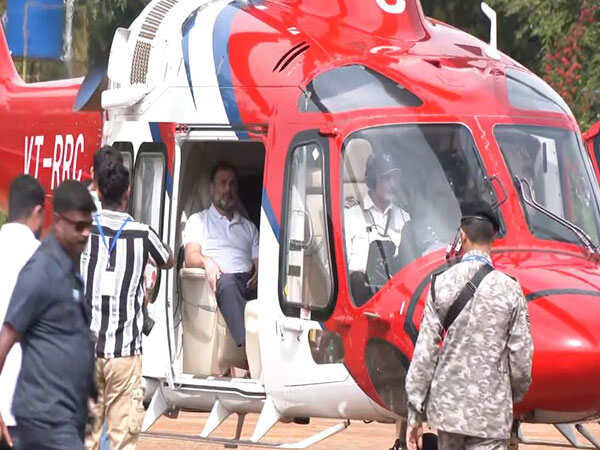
left=495, top=125, right=600, bottom=246
left=342, top=124, right=498, bottom=306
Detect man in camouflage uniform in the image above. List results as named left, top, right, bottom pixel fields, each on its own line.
left=405, top=202, right=533, bottom=450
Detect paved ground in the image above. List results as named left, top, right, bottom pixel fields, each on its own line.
left=139, top=412, right=600, bottom=449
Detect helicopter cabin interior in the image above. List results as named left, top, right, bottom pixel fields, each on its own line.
left=174, top=139, right=265, bottom=379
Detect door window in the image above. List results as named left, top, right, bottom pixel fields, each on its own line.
left=112, top=141, right=134, bottom=187
left=280, top=140, right=335, bottom=320
left=131, top=143, right=167, bottom=235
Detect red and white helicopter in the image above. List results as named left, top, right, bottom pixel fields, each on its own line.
left=2, top=0, right=600, bottom=448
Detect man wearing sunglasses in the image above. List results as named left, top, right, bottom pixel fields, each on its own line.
left=0, top=180, right=96, bottom=450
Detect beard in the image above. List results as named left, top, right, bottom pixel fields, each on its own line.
left=214, top=192, right=236, bottom=212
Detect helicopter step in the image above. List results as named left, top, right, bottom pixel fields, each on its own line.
left=142, top=374, right=267, bottom=432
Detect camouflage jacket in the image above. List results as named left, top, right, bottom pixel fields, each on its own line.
left=405, top=250, right=533, bottom=439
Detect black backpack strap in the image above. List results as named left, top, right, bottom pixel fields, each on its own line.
left=443, top=264, right=494, bottom=332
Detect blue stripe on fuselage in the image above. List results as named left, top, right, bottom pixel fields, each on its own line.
left=149, top=122, right=173, bottom=197
left=213, top=2, right=249, bottom=140
left=182, top=10, right=199, bottom=110
left=262, top=189, right=279, bottom=241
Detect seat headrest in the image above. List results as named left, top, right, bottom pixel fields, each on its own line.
left=343, top=138, right=373, bottom=183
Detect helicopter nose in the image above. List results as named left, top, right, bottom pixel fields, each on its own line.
left=525, top=292, right=600, bottom=412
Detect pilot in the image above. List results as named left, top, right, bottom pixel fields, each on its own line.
left=405, top=201, right=533, bottom=450
left=183, top=161, right=259, bottom=352
left=344, top=151, right=410, bottom=305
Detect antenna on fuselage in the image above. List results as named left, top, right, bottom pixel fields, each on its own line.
left=481, top=2, right=501, bottom=60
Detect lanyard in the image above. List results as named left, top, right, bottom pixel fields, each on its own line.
left=365, top=208, right=392, bottom=238
left=95, top=214, right=130, bottom=257
left=462, top=254, right=493, bottom=267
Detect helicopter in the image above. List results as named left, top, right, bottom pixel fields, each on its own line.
left=2, top=0, right=600, bottom=448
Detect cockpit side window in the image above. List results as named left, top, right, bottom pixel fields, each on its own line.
left=495, top=125, right=600, bottom=245
left=298, top=65, right=423, bottom=113
left=342, top=124, right=498, bottom=307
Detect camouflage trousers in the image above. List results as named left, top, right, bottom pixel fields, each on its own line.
left=438, top=431, right=508, bottom=450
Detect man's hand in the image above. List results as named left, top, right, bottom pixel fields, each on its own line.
left=204, top=256, right=222, bottom=292
left=246, top=260, right=258, bottom=290
left=406, top=424, right=423, bottom=450
left=0, top=412, right=13, bottom=448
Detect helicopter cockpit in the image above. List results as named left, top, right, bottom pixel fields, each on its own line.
left=341, top=123, right=498, bottom=306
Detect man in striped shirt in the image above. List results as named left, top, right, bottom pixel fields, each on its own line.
left=81, top=161, right=173, bottom=450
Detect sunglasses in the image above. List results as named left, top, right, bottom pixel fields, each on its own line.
left=56, top=213, right=93, bottom=232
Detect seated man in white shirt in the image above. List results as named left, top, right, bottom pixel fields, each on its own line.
left=183, top=162, right=259, bottom=348
left=344, top=152, right=409, bottom=306
left=0, top=175, right=44, bottom=449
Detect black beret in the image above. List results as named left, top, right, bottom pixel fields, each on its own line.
left=460, top=200, right=500, bottom=231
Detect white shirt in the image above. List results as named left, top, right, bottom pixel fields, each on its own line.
left=183, top=204, right=259, bottom=273
left=0, top=223, right=40, bottom=426
left=344, top=193, right=410, bottom=272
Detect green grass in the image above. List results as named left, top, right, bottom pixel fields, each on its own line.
left=0, top=210, right=6, bottom=227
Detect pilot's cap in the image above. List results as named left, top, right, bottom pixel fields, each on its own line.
left=366, top=151, right=402, bottom=189
left=460, top=200, right=500, bottom=232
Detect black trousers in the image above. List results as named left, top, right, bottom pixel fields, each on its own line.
left=216, top=272, right=256, bottom=347
left=13, top=421, right=84, bottom=450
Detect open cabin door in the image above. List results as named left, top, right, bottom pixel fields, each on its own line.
left=113, top=141, right=135, bottom=189
left=128, top=142, right=171, bottom=379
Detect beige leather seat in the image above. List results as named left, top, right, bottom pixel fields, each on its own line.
left=180, top=268, right=246, bottom=376
left=343, top=138, right=372, bottom=205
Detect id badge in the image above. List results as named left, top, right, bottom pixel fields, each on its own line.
left=101, top=270, right=117, bottom=297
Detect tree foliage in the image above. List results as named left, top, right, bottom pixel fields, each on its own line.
left=85, top=0, right=150, bottom=66
left=421, top=0, right=600, bottom=129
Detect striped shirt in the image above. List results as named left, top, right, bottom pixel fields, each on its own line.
left=80, top=209, right=170, bottom=358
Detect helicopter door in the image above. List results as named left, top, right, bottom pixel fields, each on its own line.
left=263, top=130, right=348, bottom=388
left=129, top=142, right=170, bottom=377
left=112, top=141, right=134, bottom=188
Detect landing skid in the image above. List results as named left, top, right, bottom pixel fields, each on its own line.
left=141, top=419, right=351, bottom=448
left=518, top=422, right=600, bottom=449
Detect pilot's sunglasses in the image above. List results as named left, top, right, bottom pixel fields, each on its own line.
left=56, top=213, right=93, bottom=232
